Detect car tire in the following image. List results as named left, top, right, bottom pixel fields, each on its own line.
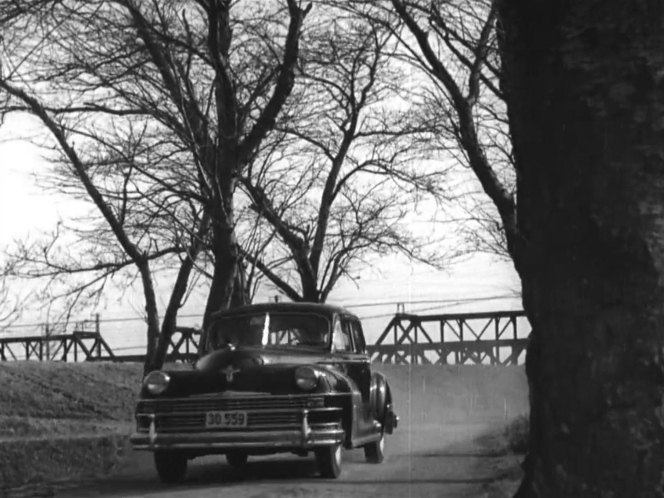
left=154, top=451, right=187, bottom=484
left=226, top=451, right=248, bottom=468
left=315, top=443, right=343, bottom=478
left=364, top=431, right=385, bottom=463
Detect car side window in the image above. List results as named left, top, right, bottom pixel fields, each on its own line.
left=351, top=319, right=366, bottom=354
left=343, top=317, right=366, bottom=354
left=332, top=319, right=352, bottom=352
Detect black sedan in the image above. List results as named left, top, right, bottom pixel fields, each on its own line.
left=130, top=302, right=398, bottom=483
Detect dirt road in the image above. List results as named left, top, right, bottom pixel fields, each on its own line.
left=61, top=420, right=521, bottom=498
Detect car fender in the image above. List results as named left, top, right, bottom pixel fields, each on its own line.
left=369, top=372, right=390, bottom=422
left=317, top=365, right=361, bottom=444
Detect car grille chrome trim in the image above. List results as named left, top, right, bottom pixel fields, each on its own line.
left=137, top=395, right=321, bottom=413
left=135, top=396, right=336, bottom=434
left=130, top=425, right=346, bottom=450
left=144, top=411, right=303, bottom=432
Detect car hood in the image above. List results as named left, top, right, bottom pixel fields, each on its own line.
left=143, top=346, right=347, bottom=398
left=197, top=345, right=328, bottom=370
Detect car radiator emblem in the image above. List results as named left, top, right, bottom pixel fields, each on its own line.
left=223, top=365, right=240, bottom=383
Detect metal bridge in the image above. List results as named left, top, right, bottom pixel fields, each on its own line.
left=0, top=317, right=115, bottom=362
left=0, top=310, right=529, bottom=365
left=366, top=310, right=529, bottom=365
left=0, top=318, right=199, bottom=363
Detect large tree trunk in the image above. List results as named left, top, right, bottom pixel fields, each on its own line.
left=231, top=257, right=250, bottom=308
left=137, top=260, right=161, bottom=376
left=300, top=274, right=320, bottom=303
left=203, top=224, right=240, bottom=331
left=499, top=1, right=664, bottom=495
left=202, top=154, right=241, bottom=331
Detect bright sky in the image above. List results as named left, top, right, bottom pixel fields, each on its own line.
left=1, top=140, right=51, bottom=242
left=0, top=115, right=87, bottom=246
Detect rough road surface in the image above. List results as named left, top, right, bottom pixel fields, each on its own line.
left=60, top=422, right=520, bottom=498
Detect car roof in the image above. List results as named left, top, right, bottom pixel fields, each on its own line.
left=210, top=301, right=357, bottom=321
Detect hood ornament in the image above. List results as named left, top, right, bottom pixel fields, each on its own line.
left=222, top=365, right=240, bottom=383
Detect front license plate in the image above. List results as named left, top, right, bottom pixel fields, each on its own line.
left=205, top=411, right=248, bottom=428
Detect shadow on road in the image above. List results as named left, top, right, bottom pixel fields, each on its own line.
left=61, top=452, right=511, bottom=498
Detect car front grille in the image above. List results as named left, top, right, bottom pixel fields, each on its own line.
left=136, top=395, right=322, bottom=433
left=149, top=411, right=303, bottom=432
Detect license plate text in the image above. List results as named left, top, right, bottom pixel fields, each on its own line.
left=205, top=410, right=248, bottom=428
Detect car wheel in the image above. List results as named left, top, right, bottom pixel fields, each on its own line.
left=315, top=443, right=343, bottom=478
left=364, top=431, right=385, bottom=463
left=154, top=451, right=187, bottom=484
left=226, top=451, right=248, bottom=468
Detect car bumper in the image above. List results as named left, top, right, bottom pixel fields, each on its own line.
left=131, top=416, right=345, bottom=452
left=131, top=427, right=344, bottom=451
left=385, top=406, right=399, bottom=434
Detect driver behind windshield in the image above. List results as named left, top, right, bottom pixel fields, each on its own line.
left=209, top=313, right=330, bottom=349
left=209, top=315, right=264, bottom=349
left=294, top=323, right=329, bottom=346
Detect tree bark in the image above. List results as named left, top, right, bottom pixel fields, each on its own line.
left=231, top=256, right=250, bottom=308
left=499, top=1, right=664, bottom=495
left=300, top=274, right=320, bottom=303
left=137, top=259, right=161, bottom=376
left=202, top=223, right=239, bottom=331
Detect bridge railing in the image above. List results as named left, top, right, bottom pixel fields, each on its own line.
left=99, top=327, right=200, bottom=363
left=0, top=325, right=200, bottom=363
left=367, top=310, right=530, bottom=365
left=0, top=315, right=115, bottom=362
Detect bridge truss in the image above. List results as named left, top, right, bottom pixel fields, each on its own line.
left=366, top=310, right=530, bottom=365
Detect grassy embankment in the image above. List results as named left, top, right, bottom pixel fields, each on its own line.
left=0, top=362, right=142, bottom=491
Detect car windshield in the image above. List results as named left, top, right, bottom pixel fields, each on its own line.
left=207, top=311, right=331, bottom=350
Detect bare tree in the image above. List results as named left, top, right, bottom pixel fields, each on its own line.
left=238, top=6, right=448, bottom=302
left=336, top=0, right=515, bottom=261
left=0, top=0, right=310, bottom=371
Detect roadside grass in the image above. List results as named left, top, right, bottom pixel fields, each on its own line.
left=0, top=361, right=143, bottom=491
left=503, top=414, right=529, bottom=454
left=473, top=414, right=529, bottom=497
left=0, top=362, right=142, bottom=426
left=0, top=416, right=129, bottom=439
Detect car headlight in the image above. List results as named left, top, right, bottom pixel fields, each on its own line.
left=294, top=366, right=320, bottom=391
left=143, top=371, right=170, bottom=395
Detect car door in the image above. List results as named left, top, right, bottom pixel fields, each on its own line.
left=341, top=316, right=372, bottom=410
left=329, top=316, right=368, bottom=396
left=326, top=315, right=353, bottom=372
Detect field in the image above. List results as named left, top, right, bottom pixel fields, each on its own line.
left=0, top=361, right=528, bottom=495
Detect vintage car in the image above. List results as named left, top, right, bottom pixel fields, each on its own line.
left=130, top=302, right=398, bottom=483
